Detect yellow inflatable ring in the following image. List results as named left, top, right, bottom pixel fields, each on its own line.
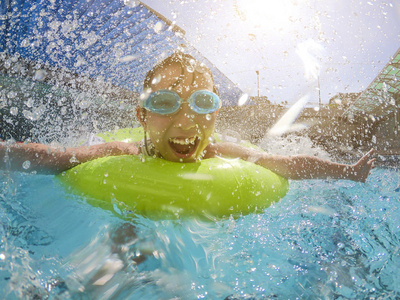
left=59, top=129, right=289, bottom=220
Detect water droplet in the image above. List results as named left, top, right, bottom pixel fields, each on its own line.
left=334, top=99, right=342, bottom=105
left=10, top=107, right=18, bottom=115
left=32, top=40, right=41, bottom=48
left=238, top=94, right=249, bottom=106
left=186, top=65, right=195, bottom=73
left=69, top=156, right=79, bottom=163
left=34, top=69, right=47, bottom=81
left=22, top=110, right=32, bottom=120
left=21, top=38, right=30, bottom=48
left=154, top=21, right=163, bottom=33
left=3, top=60, right=11, bottom=69
left=248, top=33, right=256, bottom=41
left=11, top=54, right=19, bottom=62
left=22, top=160, right=31, bottom=169
left=25, top=98, right=35, bottom=108
left=7, top=91, right=17, bottom=99
left=195, top=63, right=207, bottom=73
left=79, top=99, right=90, bottom=109
left=151, top=74, right=162, bottom=85
left=119, top=54, right=137, bottom=62
left=124, top=0, right=138, bottom=7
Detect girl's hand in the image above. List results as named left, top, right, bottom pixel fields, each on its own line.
left=349, top=149, right=376, bottom=182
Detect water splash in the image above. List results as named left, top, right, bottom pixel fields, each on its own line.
left=296, top=39, right=325, bottom=82
left=267, top=95, right=309, bottom=137
left=237, top=93, right=249, bottom=106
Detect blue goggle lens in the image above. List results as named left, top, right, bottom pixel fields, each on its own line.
left=145, top=91, right=181, bottom=115
left=144, top=90, right=220, bottom=115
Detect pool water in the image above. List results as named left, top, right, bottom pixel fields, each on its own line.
left=0, top=165, right=399, bottom=299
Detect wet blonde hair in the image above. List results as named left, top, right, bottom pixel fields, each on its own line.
left=143, top=51, right=219, bottom=95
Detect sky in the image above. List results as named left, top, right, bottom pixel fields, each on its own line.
left=141, top=0, right=400, bottom=105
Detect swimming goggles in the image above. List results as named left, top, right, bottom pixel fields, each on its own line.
left=142, top=90, right=221, bottom=115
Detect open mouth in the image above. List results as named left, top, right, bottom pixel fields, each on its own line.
left=168, top=136, right=200, bottom=158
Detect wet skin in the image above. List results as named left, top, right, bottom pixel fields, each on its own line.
left=137, top=62, right=218, bottom=163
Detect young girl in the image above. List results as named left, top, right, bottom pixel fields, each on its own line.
left=0, top=52, right=375, bottom=181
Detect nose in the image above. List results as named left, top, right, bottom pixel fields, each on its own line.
left=173, top=103, right=196, bottom=130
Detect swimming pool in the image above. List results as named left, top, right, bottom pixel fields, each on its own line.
left=0, top=160, right=399, bottom=299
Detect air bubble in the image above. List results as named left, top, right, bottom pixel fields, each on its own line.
left=22, top=160, right=31, bottom=169
left=10, top=107, right=18, bottom=115
left=205, top=114, right=211, bottom=120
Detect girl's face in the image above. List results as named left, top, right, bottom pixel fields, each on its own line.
left=137, top=62, right=218, bottom=162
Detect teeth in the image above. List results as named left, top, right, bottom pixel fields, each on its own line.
left=169, top=136, right=198, bottom=145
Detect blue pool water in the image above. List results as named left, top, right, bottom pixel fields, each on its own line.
left=0, top=165, right=399, bottom=299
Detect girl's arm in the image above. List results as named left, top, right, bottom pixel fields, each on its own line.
left=205, top=142, right=375, bottom=182
left=0, top=141, right=140, bottom=174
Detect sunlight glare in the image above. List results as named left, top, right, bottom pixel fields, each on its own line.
left=296, top=39, right=325, bottom=81
left=235, top=0, right=298, bottom=30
